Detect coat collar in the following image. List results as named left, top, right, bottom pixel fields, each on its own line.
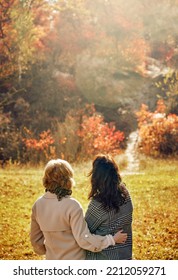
left=43, top=191, right=57, bottom=199
left=43, top=191, right=70, bottom=199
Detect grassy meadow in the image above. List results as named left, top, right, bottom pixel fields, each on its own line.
left=0, top=156, right=177, bottom=260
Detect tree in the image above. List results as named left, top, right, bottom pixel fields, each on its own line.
left=0, top=0, right=47, bottom=80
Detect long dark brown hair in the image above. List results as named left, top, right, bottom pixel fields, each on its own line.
left=88, top=154, right=127, bottom=211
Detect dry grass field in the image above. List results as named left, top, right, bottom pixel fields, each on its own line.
left=0, top=157, right=177, bottom=260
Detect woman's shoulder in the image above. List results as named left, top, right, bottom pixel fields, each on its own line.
left=64, top=196, right=83, bottom=209
left=87, top=198, right=106, bottom=213
left=119, top=182, right=130, bottom=198
left=89, top=198, right=102, bottom=207
left=86, top=198, right=107, bottom=220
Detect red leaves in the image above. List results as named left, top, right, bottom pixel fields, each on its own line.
left=23, top=129, right=56, bottom=162
left=23, top=130, right=54, bottom=151
left=78, top=109, right=125, bottom=157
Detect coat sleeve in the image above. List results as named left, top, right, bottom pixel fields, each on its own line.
left=69, top=200, right=115, bottom=252
left=85, top=200, right=104, bottom=233
left=30, top=203, right=46, bottom=255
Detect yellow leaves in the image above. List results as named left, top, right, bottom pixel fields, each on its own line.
left=0, top=0, right=48, bottom=79
left=131, top=181, right=178, bottom=259
left=156, top=70, right=178, bottom=100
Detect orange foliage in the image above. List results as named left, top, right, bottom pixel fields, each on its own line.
left=120, top=37, right=150, bottom=67
left=0, top=0, right=51, bottom=78
left=155, top=99, right=167, bottom=114
left=23, top=129, right=55, bottom=162
left=135, top=103, right=153, bottom=128
left=78, top=112, right=124, bottom=157
left=24, top=130, right=54, bottom=151
left=136, top=100, right=178, bottom=156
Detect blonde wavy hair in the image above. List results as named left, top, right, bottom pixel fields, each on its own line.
left=43, top=159, right=75, bottom=200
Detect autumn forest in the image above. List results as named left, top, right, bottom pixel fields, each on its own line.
left=0, top=0, right=178, bottom=164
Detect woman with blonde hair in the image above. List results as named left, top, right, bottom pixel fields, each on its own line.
left=30, top=159, right=127, bottom=260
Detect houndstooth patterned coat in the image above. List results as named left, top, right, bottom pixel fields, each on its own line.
left=85, top=193, right=133, bottom=260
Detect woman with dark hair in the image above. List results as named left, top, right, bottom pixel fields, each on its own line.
left=85, top=154, right=133, bottom=260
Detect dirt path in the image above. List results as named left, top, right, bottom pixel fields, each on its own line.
left=122, top=130, right=141, bottom=175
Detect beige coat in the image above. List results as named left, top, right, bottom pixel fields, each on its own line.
left=30, top=192, right=114, bottom=260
